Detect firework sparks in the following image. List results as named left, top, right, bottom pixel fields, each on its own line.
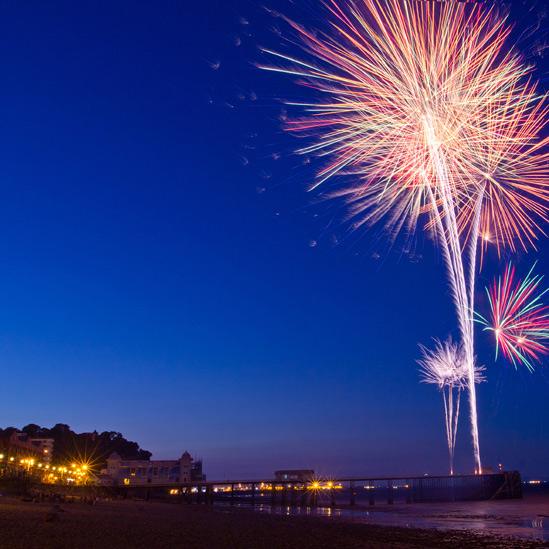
left=260, top=0, right=549, bottom=474
left=477, top=263, right=549, bottom=371
left=260, top=0, right=548, bottom=246
left=418, top=338, right=485, bottom=475
left=456, top=84, right=549, bottom=262
left=418, top=338, right=485, bottom=389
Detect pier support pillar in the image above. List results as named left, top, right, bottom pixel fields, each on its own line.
left=350, top=481, right=356, bottom=506
left=387, top=480, right=393, bottom=504
left=231, top=484, right=235, bottom=505
left=300, top=486, right=307, bottom=507
left=290, top=485, right=297, bottom=507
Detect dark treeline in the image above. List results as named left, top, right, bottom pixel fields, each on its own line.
left=0, top=424, right=151, bottom=470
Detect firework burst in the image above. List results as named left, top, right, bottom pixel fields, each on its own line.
left=477, top=263, right=549, bottom=371
left=418, top=338, right=485, bottom=389
left=260, top=0, right=549, bottom=473
left=260, top=0, right=548, bottom=246
left=418, top=338, right=485, bottom=475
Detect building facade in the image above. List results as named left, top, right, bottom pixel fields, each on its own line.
left=0, top=432, right=55, bottom=463
left=274, top=470, right=315, bottom=482
left=101, top=451, right=205, bottom=486
left=25, top=437, right=54, bottom=463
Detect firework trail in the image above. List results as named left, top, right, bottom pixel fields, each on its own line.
left=476, top=263, right=549, bottom=371
left=260, top=0, right=549, bottom=473
left=418, top=338, right=485, bottom=475
left=260, top=1, right=548, bottom=241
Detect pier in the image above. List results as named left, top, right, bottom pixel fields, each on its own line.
left=110, top=471, right=522, bottom=507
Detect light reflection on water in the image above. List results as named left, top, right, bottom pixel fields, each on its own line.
left=228, top=502, right=548, bottom=542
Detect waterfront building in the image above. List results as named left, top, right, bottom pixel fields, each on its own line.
left=0, top=432, right=54, bottom=463
left=25, top=437, right=55, bottom=463
left=101, top=451, right=205, bottom=486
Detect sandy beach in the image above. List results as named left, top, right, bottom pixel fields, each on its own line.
left=0, top=497, right=547, bottom=549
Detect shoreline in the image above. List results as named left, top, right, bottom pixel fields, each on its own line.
left=0, top=496, right=547, bottom=548
left=238, top=491, right=549, bottom=542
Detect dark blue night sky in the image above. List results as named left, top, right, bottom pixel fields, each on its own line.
left=0, top=0, right=547, bottom=479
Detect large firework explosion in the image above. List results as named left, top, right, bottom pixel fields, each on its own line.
left=260, top=0, right=549, bottom=473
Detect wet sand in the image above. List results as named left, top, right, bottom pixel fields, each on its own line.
left=0, top=496, right=547, bottom=548
left=255, top=492, right=549, bottom=542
